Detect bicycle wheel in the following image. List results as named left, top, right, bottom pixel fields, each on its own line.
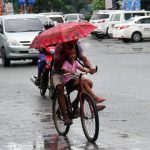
left=40, top=88, right=46, bottom=96
left=80, top=92, right=99, bottom=142
left=52, top=94, right=70, bottom=136
left=49, top=84, right=54, bottom=99
left=39, top=77, right=47, bottom=96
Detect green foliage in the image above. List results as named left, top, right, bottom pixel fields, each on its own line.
left=33, top=0, right=86, bottom=14
left=92, top=0, right=105, bottom=10
left=12, top=0, right=105, bottom=15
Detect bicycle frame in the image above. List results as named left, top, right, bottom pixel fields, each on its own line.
left=63, top=73, right=90, bottom=119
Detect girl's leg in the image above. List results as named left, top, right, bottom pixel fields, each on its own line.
left=82, top=80, right=105, bottom=103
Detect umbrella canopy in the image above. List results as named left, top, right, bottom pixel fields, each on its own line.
left=30, top=21, right=96, bottom=49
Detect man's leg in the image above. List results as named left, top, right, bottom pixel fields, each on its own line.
left=53, top=74, right=72, bottom=125
left=35, top=53, right=46, bottom=86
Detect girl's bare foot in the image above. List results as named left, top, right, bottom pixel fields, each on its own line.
left=96, top=104, right=106, bottom=111
left=95, top=97, right=106, bottom=103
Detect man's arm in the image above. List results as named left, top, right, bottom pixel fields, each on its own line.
left=77, top=65, right=90, bottom=73
left=81, top=56, right=96, bottom=74
left=77, top=41, right=96, bottom=74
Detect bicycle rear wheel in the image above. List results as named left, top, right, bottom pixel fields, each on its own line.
left=52, top=94, right=70, bottom=136
left=49, top=84, right=54, bottom=99
left=80, top=92, right=99, bottom=142
left=40, top=88, right=47, bottom=96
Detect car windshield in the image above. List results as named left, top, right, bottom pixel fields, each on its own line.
left=124, top=18, right=135, bottom=23
left=49, top=17, right=63, bottom=23
left=91, top=14, right=109, bottom=20
left=4, top=18, right=44, bottom=32
left=37, top=16, right=48, bottom=24
left=65, top=15, right=78, bottom=21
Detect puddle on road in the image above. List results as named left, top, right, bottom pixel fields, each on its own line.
left=118, top=133, right=129, bottom=138
left=114, top=132, right=129, bottom=139
left=5, top=135, right=70, bottom=150
left=132, top=48, right=143, bottom=52
left=4, top=134, right=113, bottom=150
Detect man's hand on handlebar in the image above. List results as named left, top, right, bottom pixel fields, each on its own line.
left=89, top=68, right=97, bottom=74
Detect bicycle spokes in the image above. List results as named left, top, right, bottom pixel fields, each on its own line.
left=80, top=93, right=99, bottom=142
left=52, top=94, right=70, bottom=136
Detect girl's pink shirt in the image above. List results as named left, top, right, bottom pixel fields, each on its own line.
left=62, top=60, right=79, bottom=83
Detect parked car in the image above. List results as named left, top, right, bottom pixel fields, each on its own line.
left=0, top=14, right=44, bottom=66
left=34, top=14, right=54, bottom=29
left=108, top=10, right=150, bottom=37
left=64, top=13, right=86, bottom=23
left=89, top=10, right=115, bottom=38
left=46, top=14, right=64, bottom=25
left=113, top=16, right=150, bottom=42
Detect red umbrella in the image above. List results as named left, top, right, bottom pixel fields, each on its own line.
left=30, top=21, right=96, bottom=49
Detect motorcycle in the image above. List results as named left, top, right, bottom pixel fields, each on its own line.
left=31, top=46, right=55, bottom=97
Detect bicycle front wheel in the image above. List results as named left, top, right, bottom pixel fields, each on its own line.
left=52, top=94, right=70, bottom=136
left=80, top=92, right=99, bottom=142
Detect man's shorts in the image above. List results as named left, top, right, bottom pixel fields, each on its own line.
left=53, top=73, right=88, bottom=88
left=65, top=79, right=76, bottom=92
left=53, top=73, right=63, bottom=88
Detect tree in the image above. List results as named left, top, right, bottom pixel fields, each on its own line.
left=31, top=0, right=94, bottom=15
left=92, top=0, right=105, bottom=10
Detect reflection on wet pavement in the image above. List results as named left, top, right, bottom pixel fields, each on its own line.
left=4, top=133, right=109, bottom=150
left=5, top=135, right=69, bottom=150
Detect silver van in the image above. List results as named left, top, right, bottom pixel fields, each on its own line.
left=0, top=14, right=44, bottom=66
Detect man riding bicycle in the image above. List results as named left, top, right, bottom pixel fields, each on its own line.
left=53, top=40, right=105, bottom=125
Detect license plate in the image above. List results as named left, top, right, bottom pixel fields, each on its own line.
left=29, top=49, right=38, bottom=54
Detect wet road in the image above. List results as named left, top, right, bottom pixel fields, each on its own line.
left=0, top=37, right=150, bottom=149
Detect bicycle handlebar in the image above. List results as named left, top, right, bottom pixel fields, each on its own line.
left=96, top=66, right=98, bottom=72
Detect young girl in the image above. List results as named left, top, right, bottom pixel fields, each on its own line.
left=61, top=47, right=106, bottom=103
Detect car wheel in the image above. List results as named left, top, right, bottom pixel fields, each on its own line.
left=131, top=32, right=142, bottom=42
left=95, top=34, right=104, bottom=39
left=106, top=28, right=110, bottom=38
left=32, top=59, right=38, bottom=65
left=1, top=48, right=10, bottom=66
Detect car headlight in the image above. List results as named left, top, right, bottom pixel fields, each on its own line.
left=7, top=38, right=21, bottom=46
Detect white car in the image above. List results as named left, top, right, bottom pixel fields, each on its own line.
left=89, top=10, right=115, bottom=38
left=113, top=16, right=150, bottom=42
left=34, top=14, right=54, bottom=28
left=0, top=14, right=44, bottom=66
left=46, top=14, right=64, bottom=25
left=64, top=13, right=86, bottom=23
left=108, top=10, right=150, bottom=37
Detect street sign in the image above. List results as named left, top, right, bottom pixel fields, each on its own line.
left=105, top=0, right=113, bottom=9
left=131, top=0, right=141, bottom=10
left=5, top=2, right=14, bottom=14
left=122, top=0, right=140, bottom=10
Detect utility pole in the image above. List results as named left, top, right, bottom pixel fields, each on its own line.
left=24, top=0, right=27, bottom=13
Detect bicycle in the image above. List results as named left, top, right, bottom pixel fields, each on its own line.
left=52, top=70, right=100, bottom=142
